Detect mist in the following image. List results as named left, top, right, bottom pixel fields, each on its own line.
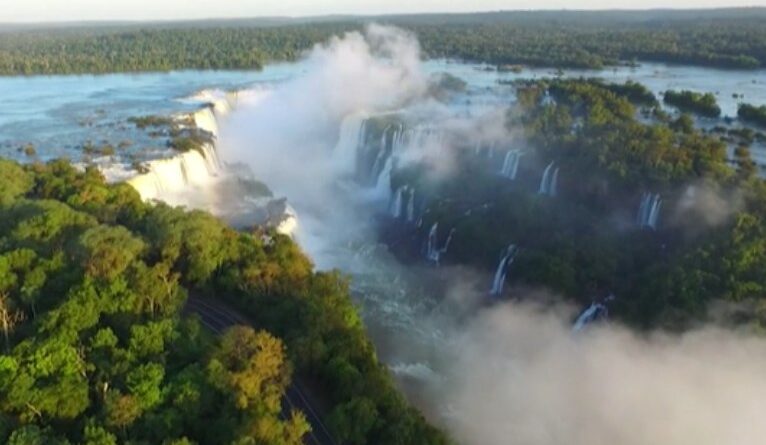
left=417, top=290, right=766, bottom=445
left=217, top=24, right=766, bottom=445
left=220, top=24, right=432, bottom=265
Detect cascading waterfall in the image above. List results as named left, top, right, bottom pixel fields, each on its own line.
left=425, top=223, right=456, bottom=265
left=572, top=294, right=615, bottom=332
left=489, top=244, right=518, bottom=296
left=538, top=161, right=559, bottom=197
left=125, top=91, right=298, bottom=237
left=333, top=113, right=368, bottom=177
left=376, top=155, right=394, bottom=191
left=128, top=103, right=226, bottom=202
left=390, top=185, right=406, bottom=218
left=637, top=192, right=662, bottom=229
left=389, top=185, right=418, bottom=223
left=549, top=167, right=559, bottom=197
left=127, top=148, right=219, bottom=202
left=369, top=124, right=393, bottom=182
left=352, top=118, right=444, bottom=193
left=500, top=149, right=523, bottom=180
left=406, top=188, right=416, bottom=223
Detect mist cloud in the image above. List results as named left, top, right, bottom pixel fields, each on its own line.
left=412, top=295, right=766, bottom=445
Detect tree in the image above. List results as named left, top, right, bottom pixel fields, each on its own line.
left=76, top=225, right=145, bottom=280
left=209, top=326, right=289, bottom=412
left=0, top=293, right=24, bottom=353
left=126, top=362, right=165, bottom=410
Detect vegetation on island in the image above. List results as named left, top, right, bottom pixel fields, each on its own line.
left=663, top=90, right=722, bottom=118
left=738, top=103, right=766, bottom=128
left=0, top=159, right=448, bottom=444
left=129, top=113, right=213, bottom=154
left=387, top=78, right=766, bottom=328
left=1, top=9, right=766, bottom=75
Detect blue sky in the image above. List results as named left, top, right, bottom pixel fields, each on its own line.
left=3, top=0, right=765, bottom=23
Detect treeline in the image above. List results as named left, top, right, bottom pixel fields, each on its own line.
left=0, top=159, right=448, bottom=444
left=663, top=90, right=722, bottom=117
left=2, top=9, right=766, bottom=74
left=389, top=78, right=766, bottom=327
left=0, top=25, right=352, bottom=75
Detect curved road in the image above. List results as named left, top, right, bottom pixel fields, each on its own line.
left=184, top=296, right=338, bottom=445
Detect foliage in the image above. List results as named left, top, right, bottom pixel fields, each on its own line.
left=0, top=159, right=447, bottom=444
left=738, top=103, right=766, bottom=128
left=1, top=10, right=766, bottom=75
left=663, top=90, right=722, bottom=118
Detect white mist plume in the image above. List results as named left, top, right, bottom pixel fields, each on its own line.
left=220, top=25, right=428, bottom=263
left=406, top=285, right=766, bottom=445
left=673, top=181, right=744, bottom=228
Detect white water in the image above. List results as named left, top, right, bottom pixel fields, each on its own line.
left=637, top=192, right=662, bottom=230
left=127, top=96, right=234, bottom=203
left=538, top=161, right=558, bottom=196
left=489, top=244, right=518, bottom=296
left=500, top=149, right=522, bottom=180
left=127, top=93, right=297, bottom=235
left=426, top=223, right=456, bottom=265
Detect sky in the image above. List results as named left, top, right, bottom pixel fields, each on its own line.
left=2, top=0, right=765, bottom=23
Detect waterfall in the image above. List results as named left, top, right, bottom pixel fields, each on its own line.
left=426, top=223, right=440, bottom=263
left=193, top=107, right=220, bottom=138
left=375, top=156, right=394, bottom=191
left=125, top=90, right=300, bottom=238
left=500, top=149, right=522, bottom=180
left=406, top=188, right=416, bottom=223
left=538, top=161, right=558, bottom=196
left=127, top=146, right=219, bottom=202
left=572, top=303, right=606, bottom=332
left=549, top=167, right=560, bottom=197
left=390, top=186, right=406, bottom=218
left=334, top=113, right=368, bottom=176
left=489, top=244, right=518, bottom=296
left=572, top=294, right=615, bottom=332
left=637, top=192, right=662, bottom=230
left=128, top=102, right=224, bottom=202
left=425, top=223, right=456, bottom=265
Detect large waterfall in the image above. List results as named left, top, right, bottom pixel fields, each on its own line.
left=128, top=105, right=226, bottom=202
left=343, top=114, right=444, bottom=193
left=126, top=143, right=220, bottom=202
left=538, top=161, right=559, bottom=197
left=489, top=244, right=518, bottom=296
left=124, top=92, right=296, bottom=236
left=637, top=192, right=662, bottom=230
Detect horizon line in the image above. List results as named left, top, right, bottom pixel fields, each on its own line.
left=3, top=6, right=766, bottom=26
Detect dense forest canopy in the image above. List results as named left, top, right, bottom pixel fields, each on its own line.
left=0, top=160, right=448, bottom=444
left=1, top=9, right=766, bottom=74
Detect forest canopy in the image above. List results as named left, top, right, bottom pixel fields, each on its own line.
left=0, top=159, right=448, bottom=445
left=1, top=9, right=766, bottom=74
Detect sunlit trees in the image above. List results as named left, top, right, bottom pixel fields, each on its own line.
left=0, top=158, right=446, bottom=444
